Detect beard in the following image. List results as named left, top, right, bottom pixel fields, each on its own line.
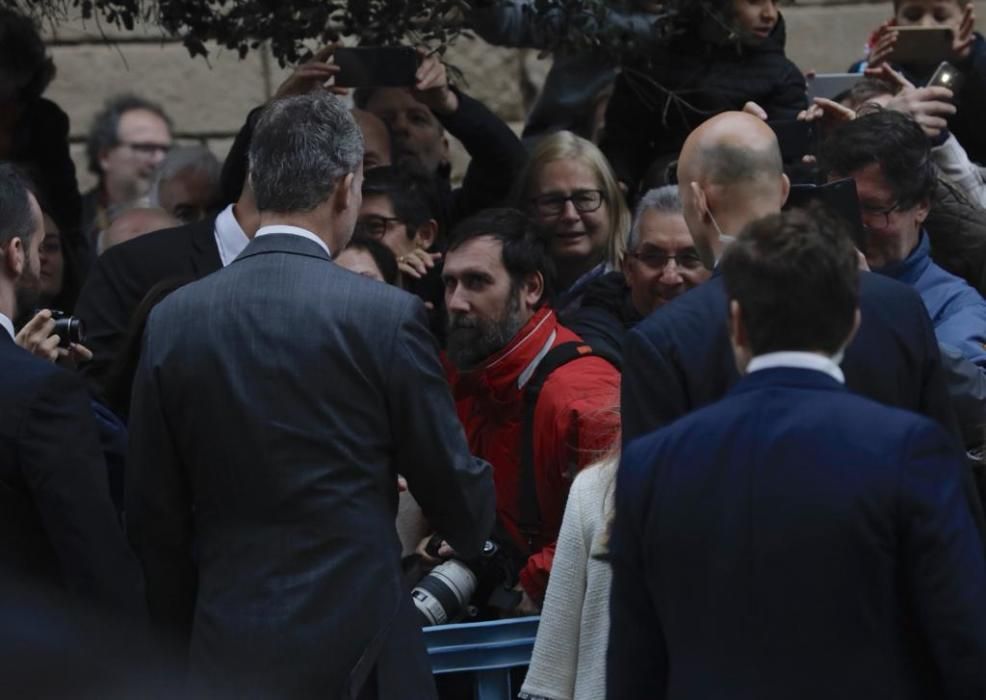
left=446, top=292, right=527, bottom=371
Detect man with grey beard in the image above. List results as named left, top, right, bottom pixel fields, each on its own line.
left=439, top=208, right=621, bottom=615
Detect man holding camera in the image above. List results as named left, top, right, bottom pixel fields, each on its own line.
left=438, top=208, right=620, bottom=614
left=126, top=93, right=494, bottom=700
left=0, top=163, right=144, bottom=614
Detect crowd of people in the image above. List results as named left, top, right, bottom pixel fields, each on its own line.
left=2, top=0, right=986, bottom=698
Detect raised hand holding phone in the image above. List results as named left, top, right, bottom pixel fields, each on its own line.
left=274, top=45, right=347, bottom=100
left=411, top=48, right=458, bottom=115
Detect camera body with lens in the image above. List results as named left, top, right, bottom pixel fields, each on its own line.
left=411, top=537, right=523, bottom=626
left=49, top=311, right=85, bottom=348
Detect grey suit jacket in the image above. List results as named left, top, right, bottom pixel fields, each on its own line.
left=126, top=232, right=494, bottom=699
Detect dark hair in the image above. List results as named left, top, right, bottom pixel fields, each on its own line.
left=343, top=234, right=399, bottom=285
left=362, top=165, right=443, bottom=241
left=448, top=208, right=556, bottom=307
left=0, top=163, right=38, bottom=248
left=0, top=8, right=55, bottom=103
left=86, top=94, right=174, bottom=176
left=818, top=109, right=936, bottom=209
left=836, top=78, right=897, bottom=110
left=721, top=207, right=859, bottom=356
left=249, top=93, right=363, bottom=214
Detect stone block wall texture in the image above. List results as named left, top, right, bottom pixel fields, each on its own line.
left=42, top=0, right=986, bottom=191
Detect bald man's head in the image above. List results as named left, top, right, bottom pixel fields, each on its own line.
left=677, top=112, right=784, bottom=189
left=98, top=207, right=180, bottom=255
left=676, top=112, right=790, bottom=268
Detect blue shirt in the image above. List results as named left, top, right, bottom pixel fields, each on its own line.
left=878, top=232, right=986, bottom=368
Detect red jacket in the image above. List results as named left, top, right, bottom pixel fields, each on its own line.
left=448, top=307, right=620, bottom=604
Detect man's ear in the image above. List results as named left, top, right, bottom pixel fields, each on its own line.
left=412, top=219, right=438, bottom=250
left=98, top=147, right=114, bottom=176
left=843, top=308, right=862, bottom=349
left=1, top=237, right=25, bottom=278
left=522, top=271, right=544, bottom=310
left=334, top=173, right=356, bottom=213
left=914, top=196, right=931, bottom=226
left=690, top=181, right=709, bottom=223
left=621, top=253, right=634, bottom=285
left=729, top=299, right=753, bottom=374
left=779, top=172, right=791, bottom=209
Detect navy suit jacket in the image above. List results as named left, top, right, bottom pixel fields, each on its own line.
left=608, top=367, right=986, bottom=699
left=126, top=233, right=495, bottom=699
left=0, top=332, right=143, bottom=614
left=621, top=272, right=986, bottom=536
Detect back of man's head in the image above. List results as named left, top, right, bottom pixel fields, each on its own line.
left=721, top=208, right=860, bottom=357
left=678, top=112, right=785, bottom=194
left=249, top=93, right=364, bottom=214
left=0, top=163, right=36, bottom=251
left=448, top=208, right=556, bottom=307
left=818, top=109, right=935, bottom=208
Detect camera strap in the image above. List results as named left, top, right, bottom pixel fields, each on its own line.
left=518, top=341, right=619, bottom=549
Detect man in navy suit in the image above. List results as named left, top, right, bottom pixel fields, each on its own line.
left=0, top=163, right=143, bottom=614
left=607, top=208, right=986, bottom=699
left=620, top=110, right=985, bottom=531
left=126, top=93, right=495, bottom=699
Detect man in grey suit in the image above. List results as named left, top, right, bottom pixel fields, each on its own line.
left=125, top=92, right=495, bottom=700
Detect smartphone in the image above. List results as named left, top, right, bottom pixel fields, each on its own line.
left=769, top=120, right=817, bottom=163
left=333, top=47, right=418, bottom=88
left=785, top=178, right=868, bottom=251
left=885, top=26, right=952, bottom=66
left=928, top=60, right=965, bottom=95
left=806, top=73, right=864, bottom=103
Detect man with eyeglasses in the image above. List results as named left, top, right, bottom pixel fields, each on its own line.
left=565, top=185, right=710, bottom=366
left=819, top=109, right=986, bottom=376
left=81, top=94, right=174, bottom=252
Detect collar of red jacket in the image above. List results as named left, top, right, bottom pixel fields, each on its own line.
left=450, top=306, right=562, bottom=410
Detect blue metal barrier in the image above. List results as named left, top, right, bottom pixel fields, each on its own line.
left=424, top=616, right=539, bottom=700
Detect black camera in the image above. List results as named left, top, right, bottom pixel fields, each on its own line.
left=411, top=538, right=522, bottom=626
left=49, top=311, right=85, bottom=348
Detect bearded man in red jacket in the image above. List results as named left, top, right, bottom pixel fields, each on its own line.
left=440, top=208, right=621, bottom=614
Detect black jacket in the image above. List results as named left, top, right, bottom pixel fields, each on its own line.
left=74, top=218, right=221, bottom=400
left=601, top=15, right=807, bottom=192
left=562, top=270, right=641, bottom=367
left=0, top=332, right=144, bottom=615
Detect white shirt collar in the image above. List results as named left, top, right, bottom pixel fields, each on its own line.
left=255, top=225, right=332, bottom=258
left=213, top=204, right=250, bottom=267
left=746, top=351, right=845, bottom=384
left=0, top=312, right=13, bottom=341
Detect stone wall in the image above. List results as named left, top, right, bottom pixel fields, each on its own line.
left=42, top=1, right=986, bottom=190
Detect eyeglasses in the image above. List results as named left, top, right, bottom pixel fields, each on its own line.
left=628, top=247, right=704, bottom=271
left=119, top=141, right=172, bottom=156
left=356, top=215, right=404, bottom=239
left=859, top=201, right=901, bottom=231
left=530, top=189, right=605, bottom=217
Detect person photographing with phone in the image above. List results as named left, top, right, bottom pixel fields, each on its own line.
left=851, top=0, right=986, bottom=163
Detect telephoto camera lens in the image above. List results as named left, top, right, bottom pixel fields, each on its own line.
left=49, top=311, right=85, bottom=349
left=412, top=559, right=477, bottom=626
